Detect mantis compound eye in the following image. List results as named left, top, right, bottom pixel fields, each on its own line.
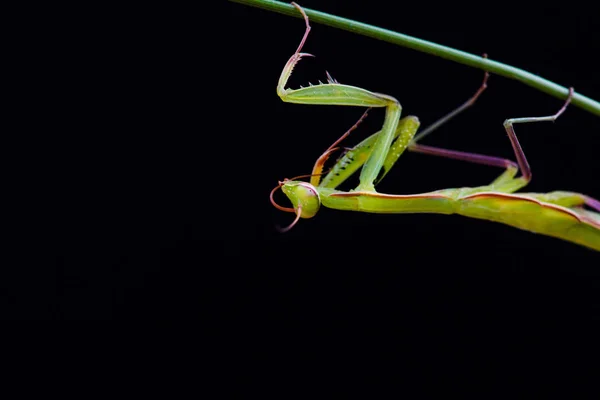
left=281, top=181, right=321, bottom=219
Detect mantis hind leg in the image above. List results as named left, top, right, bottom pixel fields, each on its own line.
left=409, top=76, right=575, bottom=195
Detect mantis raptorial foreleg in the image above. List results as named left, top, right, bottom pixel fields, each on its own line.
left=314, top=69, right=492, bottom=189
left=309, top=108, right=371, bottom=187
left=277, top=2, right=401, bottom=192
left=315, top=115, right=420, bottom=189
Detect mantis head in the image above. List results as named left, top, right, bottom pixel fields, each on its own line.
left=270, top=179, right=321, bottom=232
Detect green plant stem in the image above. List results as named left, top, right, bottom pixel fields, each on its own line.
left=230, top=0, right=600, bottom=117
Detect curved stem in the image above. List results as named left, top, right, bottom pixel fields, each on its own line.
left=230, top=0, right=600, bottom=117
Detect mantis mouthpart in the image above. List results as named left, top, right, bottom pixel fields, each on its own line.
left=270, top=2, right=600, bottom=252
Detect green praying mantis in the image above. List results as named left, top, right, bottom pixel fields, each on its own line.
left=270, top=3, right=600, bottom=252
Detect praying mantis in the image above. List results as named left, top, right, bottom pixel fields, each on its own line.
left=270, top=3, right=600, bottom=252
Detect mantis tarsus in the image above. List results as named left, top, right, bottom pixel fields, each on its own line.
left=270, top=3, right=600, bottom=252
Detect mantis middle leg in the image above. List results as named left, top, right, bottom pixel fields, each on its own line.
left=406, top=80, right=575, bottom=194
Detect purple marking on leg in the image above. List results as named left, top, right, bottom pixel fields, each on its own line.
left=503, top=124, right=531, bottom=182
left=584, top=195, right=600, bottom=212
left=409, top=144, right=518, bottom=170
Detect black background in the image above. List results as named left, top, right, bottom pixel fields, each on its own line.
left=6, top=0, right=600, bottom=375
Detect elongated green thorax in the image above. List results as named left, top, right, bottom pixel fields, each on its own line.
left=316, top=188, right=600, bottom=252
